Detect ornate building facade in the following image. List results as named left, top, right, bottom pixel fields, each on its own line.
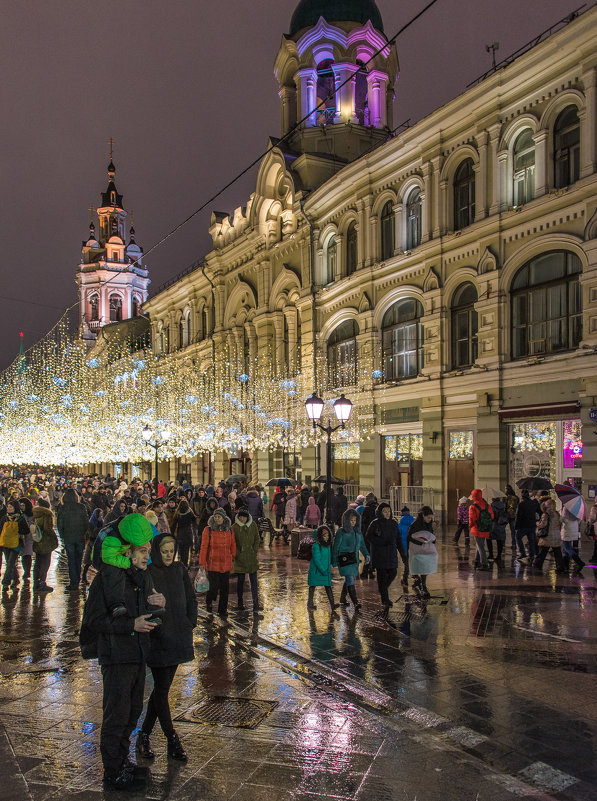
left=143, top=1, right=597, bottom=520
left=77, top=159, right=150, bottom=342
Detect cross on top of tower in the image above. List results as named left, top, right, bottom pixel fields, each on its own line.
left=107, top=137, right=115, bottom=161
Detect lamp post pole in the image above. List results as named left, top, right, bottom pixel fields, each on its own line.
left=154, top=442, right=159, bottom=497
left=305, top=393, right=353, bottom=526
left=143, top=425, right=169, bottom=499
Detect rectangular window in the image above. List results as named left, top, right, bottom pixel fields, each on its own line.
left=449, top=431, right=474, bottom=459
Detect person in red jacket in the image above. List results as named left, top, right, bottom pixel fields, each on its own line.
left=469, top=488, right=494, bottom=571
left=199, top=508, right=236, bottom=616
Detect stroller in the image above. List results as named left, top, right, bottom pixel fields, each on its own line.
left=257, top=517, right=290, bottom=546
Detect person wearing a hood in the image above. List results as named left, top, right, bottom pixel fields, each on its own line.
left=0, top=500, right=29, bottom=587
left=453, top=497, right=470, bottom=544
left=366, top=502, right=405, bottom=608
left=560, top=508, right=585, bottom=573
left=104, top=498, right=129, bottom=526
left=504, top=485, right=519, bottom=550
left=199, top=508, right=236, bottom=615
left=353, top=494, right=366, bottom=533
left=407, top=507, right=437, bottom=598
left=244, top=487, right=264, bottom=521
left=303, top=496, right=321, bottom=528
left=56, top=487, right=90, bottom=590
left=197, top=496, right=218, bottom=538
left=137, top=532, right=197, bottom=763
left=332, top=487, right=348, bottom=526
left=164, top=496, right=178, bottom=531
left=214, top=486, right=232, bottom=519
left=191, top=486, right=208, bottom=520
left=307, top=525, right=339, bottom=610
left=150, top=500, right=171, bottom=534
left=469, top=489, right=494, bottom=570
left=81, top=506, right=105, bottom=585
left=398, top=506, right=415, bottom=588
left=283, top=487, right=297, bottom=530
left=232, top=509, right=261, bottom=611
left=32, top=498, right=58, bottom=592
left=533, top=498, right=566, bottom=572
left=360, top=493, right=378, bottom=579
left=171, top=499, right=197, bottom=568
left=488, top=497, right=508, bottom=562
left=332, top=510, right=369, bottom=608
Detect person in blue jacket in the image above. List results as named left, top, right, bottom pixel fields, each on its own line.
left=307, top=525, right=339, bottom=611
left=398, top=506, right=415, bottom=589
left=332, top=509, right=369, bottom=608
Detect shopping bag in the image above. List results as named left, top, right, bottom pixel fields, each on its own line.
left=194, top=566, right=209, bottom=593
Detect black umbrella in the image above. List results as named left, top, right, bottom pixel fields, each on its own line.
left=313, top=475, right=344, bottom=485
left=225, top=474, right=246, bottom=484
left=515, top=476, right=553, bottom=491
left=265, top=477, right=297, bottom=487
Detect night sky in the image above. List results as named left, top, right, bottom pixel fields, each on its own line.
left=0, top=0, right=578, bottom=370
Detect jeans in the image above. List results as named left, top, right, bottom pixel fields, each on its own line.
left=474, top=537, right=488, bottom=566
left=516, top=527, right=537, bottom=559
left=34, top=552, right=52, bottom=587
left=236, top=572, right=258, bottom=605
left=1, top=549, right=19, bottom=584
left=65, top=541, right=84, bottom=586
left=142, top=665, right=178, bottom=738
left=207, top=570, right=230, bottom=613
left=376, top=567, right=397, bottom=605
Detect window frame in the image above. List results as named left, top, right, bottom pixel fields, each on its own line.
left=380, top=200, right=395, bottom=261
left=554, top=105, right=580, bottom=189
left=453, top=159, right=476, bottom=231
left=381, top=299, right=424, bottom=382
left=512, top=129, right=536, bottom=206
left=346, top=222, right=358, bottom=276
left=327, top=320, right=359, bottom=387
left=406, top=189, right=422, bottom=250
left=451, top=283, right=478, bottom=368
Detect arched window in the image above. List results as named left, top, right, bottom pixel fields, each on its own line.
left=202, top=307, right=210, bottom=339
left=109, top=294, right=122, bottom=322
left=381, top=299, right=424, bottom=381
left=316, top=59, right=335, bottom=125
left=511, top=250, right=582, bottom=358
left=178, top=318, right=184, bottom=349
left=554, top=105, right=580, bottom=188
left=380, top=201, right=395, bottom=260
left=89, top=294, right=99, bottom=322
left=513, top=130, right=535, bottom=206
left=406, top=189, right=422, bottom=250
left=325, top=236, right=337, bottom=284
left=451, top=283, right=478, bottom=368
left=346, top=222, right=358, bottom=275
left=453, top=158, right=475, bottom=230
left=327, top=320, right=358, bottom=387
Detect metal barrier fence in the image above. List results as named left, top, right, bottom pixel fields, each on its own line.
left=389, top=486, right=435, bottom=516
left=342, top=484, right=361, bottom=503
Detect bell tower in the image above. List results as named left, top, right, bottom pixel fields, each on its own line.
left=274, top=0, right=398, bottom=164
left=76, top=147, right=150, bottom=343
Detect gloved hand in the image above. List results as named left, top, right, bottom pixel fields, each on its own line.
left=364, top=555, right=371, bottom=565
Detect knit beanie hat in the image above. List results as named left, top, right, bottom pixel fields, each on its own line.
left=118, top=513, right=153, bottom=546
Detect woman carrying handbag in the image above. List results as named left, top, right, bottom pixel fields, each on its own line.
left=332, top=510, right=369, bottom=608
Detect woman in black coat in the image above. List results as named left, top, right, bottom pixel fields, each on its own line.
left=137, top=532, right=197, bottom=762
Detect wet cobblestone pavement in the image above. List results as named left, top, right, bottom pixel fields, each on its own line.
left=1, top=536, right=596, bottom=800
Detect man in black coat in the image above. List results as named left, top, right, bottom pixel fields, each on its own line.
left=514, top=489, right=540, bottom=561
left=80, top=540, right=165, bottom=791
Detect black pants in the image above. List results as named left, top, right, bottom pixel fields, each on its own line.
left=141, top=665, right=178, bottom=738
left=33, top=552, right=52, bottom=586
left=376, top=567, right=397, bottom=605
left=100, top=662, right=146, bottom=776
left=236, top=572, right=258, bottom=605
left=21, top=554, right=32, bottom=577
left=178, top=542, right=191, bottom=568
left=207, top=570, right=230, bottom=613
left=487, top=539, right=504, bottom=560
left=534, top=545, right=564, bottom=571
left=453, top=523, right=470, bottom=543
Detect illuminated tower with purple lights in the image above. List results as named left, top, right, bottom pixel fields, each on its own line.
left=76, top=157, right=150, bottom=342
left=274, top=0, right=398, bottom=163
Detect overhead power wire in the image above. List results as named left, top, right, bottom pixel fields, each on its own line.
left=8, top=0, right=442, bottom=367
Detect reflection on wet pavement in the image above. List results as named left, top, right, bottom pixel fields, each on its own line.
left=0, top=540, right=596, bottom=800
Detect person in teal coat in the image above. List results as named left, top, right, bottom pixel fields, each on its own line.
left=332, top=509, right=369, bottom=609
left=307, top=525, right=339, bottom=611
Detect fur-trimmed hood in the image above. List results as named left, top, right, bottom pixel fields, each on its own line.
left=207, top=511, right=231, bottom=531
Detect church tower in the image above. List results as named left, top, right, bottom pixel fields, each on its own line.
left=274, top=0, right=398, bottom=164
left=76, top=153, right=150, bottom=342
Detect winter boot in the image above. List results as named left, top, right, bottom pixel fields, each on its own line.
left=325, top=586, right=339, bottom=610
left=167, top=731, right=187, bottom=762
left=339, top=584, right=349, bottom=605
left=307, top=587, right=317, bottom=610
left=347, top=585, right=361, bottom=609
left=136, top=731, right=155, bottom=759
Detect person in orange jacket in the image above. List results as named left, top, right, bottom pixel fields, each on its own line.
left=198, top=508, right=236, bottom=616
left=469, top=488, right=494, bottom=571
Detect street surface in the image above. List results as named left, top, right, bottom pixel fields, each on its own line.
left=1, top=537, right=596, bottom=800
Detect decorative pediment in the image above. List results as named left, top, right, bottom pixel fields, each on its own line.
left=358, top=292, right=372, bottom=313
left=584, top=207, right=597, bottom=240
left=423, top=266, right=441, bottom=292
left=477, top=246, right=498, bottom=274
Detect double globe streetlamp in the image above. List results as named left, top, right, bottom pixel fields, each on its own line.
left=304, top=392, right=353, bottom=525
left=142, top=424, right=170, bottom=496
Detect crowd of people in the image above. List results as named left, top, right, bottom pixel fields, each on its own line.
left=1, top=469, right=595, bottom=791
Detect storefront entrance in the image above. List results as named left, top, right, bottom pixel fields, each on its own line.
left=446, top=431, right=475, bottom=524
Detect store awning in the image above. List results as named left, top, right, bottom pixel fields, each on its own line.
left=498, top=402, right=580, bottom=420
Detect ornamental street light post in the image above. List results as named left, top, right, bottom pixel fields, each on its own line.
left=304, top=392, right=353, bottom=526
left=143, top=424, right=170, bottom=496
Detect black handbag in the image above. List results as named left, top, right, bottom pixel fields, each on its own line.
left=338, top=551, right=357, bottom=567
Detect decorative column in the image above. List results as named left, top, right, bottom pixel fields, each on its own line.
left=331, top=63, right=359, bottom=123
left=284, top=307, right=298, bottom=374
left=475, top=130, right=489, bottom=222
left=272, top=312, right=285, bottom=375
left=533, top=129, right=549, bottom=196
left=488, top=124, right=503, bottom=214
left=366, top=71, right=389, bottom=128
left=295, top=68, right=317, bottom=127
left=369, top=217, right=379, bottom=264
left=279, top=85, right=297, bottom=135
left=581, top=67, right=597, bottom=177
left=334, top=234, right=344, bottom=280
left=246, top=322, right=257, bottom=372
left=431, top=155, right=443, bottom=238
left=422, top=161, right=432, bottom=242
left=394, top=202, right=404, bottom=253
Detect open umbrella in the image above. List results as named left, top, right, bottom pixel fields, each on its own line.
left=480, top=487, right=506, bottom=500
left=515, top=476, right=553, bottom=491
left=225, top=474, right=246, bottom=484
left=265, top=477, right=297, bottom=487
left=313, top=475, right=344, bottom=485
left=554, top=483, right=586, bottom=520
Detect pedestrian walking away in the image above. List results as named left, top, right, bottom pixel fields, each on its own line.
left=469, top=489, right=494, bottom=570
left=453, top=497, right=470, bottom=544
left=232, top=509, right=261, bottom=612
left=366, top=502, right=405, bottom=608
